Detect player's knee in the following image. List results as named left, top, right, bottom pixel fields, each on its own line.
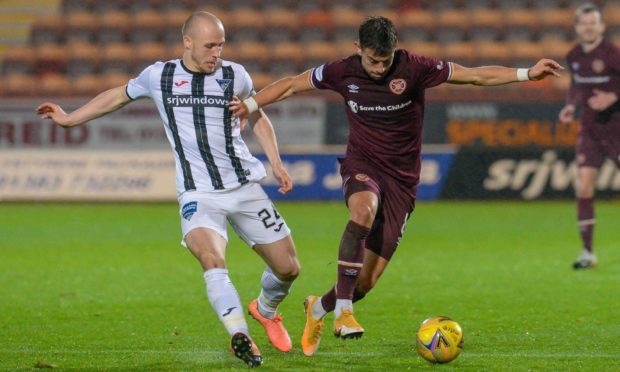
left=577, top=187, right=595, bottom=199
left=273, top=261, right=300, bottom=282
left=350, top=204, right=376, bottom=226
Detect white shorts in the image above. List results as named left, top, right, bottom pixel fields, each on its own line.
left=178, top=182, right=291, bottom=247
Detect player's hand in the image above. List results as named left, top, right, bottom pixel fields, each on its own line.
left=528, top=58, right=563, bottom=81
left=229, top=96, right=250, bottom=120
left=36, top=102, right=73, bottom=127
left=272, top=163, right=293, bottom=194
left=587, top=89, right=618, bottom=111
left=558, top=104, right=575, bottom=124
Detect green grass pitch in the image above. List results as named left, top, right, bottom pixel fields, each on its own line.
left=1, top=201, right=619, bottom=371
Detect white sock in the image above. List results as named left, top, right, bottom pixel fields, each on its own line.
left=203, top=268, right=248, bottom=336
left=334, top=299, right=353, bottom=318
left=257, top=267, right=293, bottom=319
left=311, top=297, right=328, bottom=320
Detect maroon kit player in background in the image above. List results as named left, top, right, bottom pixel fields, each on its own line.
left=230, top=16, right=562, bottom=356
left=559, top=3, right=620, bottom=270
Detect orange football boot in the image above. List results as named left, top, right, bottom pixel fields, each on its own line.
left=248, top=299, right=292, bottom=352
left=333, top=309, right=364, bottom=339
left=301, top=295, right=324, bottom=356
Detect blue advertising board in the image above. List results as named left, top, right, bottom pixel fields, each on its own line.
left=256, top=149, right=455, bottom=201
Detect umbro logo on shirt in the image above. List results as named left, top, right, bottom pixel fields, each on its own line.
left=348, top=84, right=359, bottom=93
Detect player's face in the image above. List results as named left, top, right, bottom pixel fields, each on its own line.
left=358, top=47, right=394, bottom=80
left=185, top=22, right=225, bottom=74
left=575, top=11, right=605, bottom=45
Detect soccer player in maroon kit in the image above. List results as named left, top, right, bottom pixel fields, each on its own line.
left=559, top=3, right=620, bottom=270
left=231, top=16, right=562, bottom=356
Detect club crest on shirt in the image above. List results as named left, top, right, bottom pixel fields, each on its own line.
left=591, top=59, right=605, bottom=74
left=389, top=79, right=407, bottom=95
left=216, top=78, right=232, bottom=92
left=355, top=173, right=369, bottom=182
left=182, top=201, right=198, bottom=221
left=572, top=62, right=579, bottom=71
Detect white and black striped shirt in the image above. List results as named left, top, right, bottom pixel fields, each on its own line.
left=126, top=59, right=266, bottom=195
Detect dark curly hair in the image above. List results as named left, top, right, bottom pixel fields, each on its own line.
left=358, top=16, right=398, bottom=56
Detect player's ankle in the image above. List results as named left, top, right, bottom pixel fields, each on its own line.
left=311, top=297, right=328, bottom=320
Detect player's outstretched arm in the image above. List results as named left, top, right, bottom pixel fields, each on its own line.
left=229, top=70, right=314, bottom=120
left=249, top=110, right=292, bottom=194
left=448, top=58, right=563, bottom=86
left=36, top=85, right=132, bottom=127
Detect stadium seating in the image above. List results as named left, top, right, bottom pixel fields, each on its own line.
left=99, top=11, right=131, bottom=44
left=3, top=73, right=37, bottom=96
left=469, top=9, right=503, bottom=41
left=30, top=15, right=65, bottom=45
left=330, top=6, right=365, bottom=42
left=66, top=40, right=100, bottom=76
left=2, top=46, right=35, bottom=75
left=130, top=10, right=165, bottom=44
left=101, top=42, right=134, bottom=74
left=442, top=41, right=475, bottom=65
left=436, top=9, right=470, bottom=43
left=402, top=41, right=441, bottom=59
left=262, top=8, right=300, bottom=42
left=0, top=0, right=610, bottom=97
left=475, top=41, right=511, bottom=65
left=299, top=10, right=331, bottom=42
left=64, top=11, right=99, bottom=43
left=40, top=73, right=72, bottom=96
left=399, top=9, right=435, bottom=42
left=270, top=41, right=304, bottom=76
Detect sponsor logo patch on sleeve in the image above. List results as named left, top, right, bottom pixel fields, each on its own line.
left=314, top=65, right=325, bottom=82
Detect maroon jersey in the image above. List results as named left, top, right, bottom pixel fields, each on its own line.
left=566, top=39, right=620, bottom=133
left=310, top=50, right=450, bottom=195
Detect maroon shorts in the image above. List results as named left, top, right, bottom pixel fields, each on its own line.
left=340, top=158, right=415, bottom=261
left=576, top=126, right=620, bottom=168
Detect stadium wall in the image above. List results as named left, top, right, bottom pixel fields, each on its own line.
left=2, top=99, right=616, bottom=201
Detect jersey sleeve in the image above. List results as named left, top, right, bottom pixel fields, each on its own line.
left=126, top=64, right=155, bottom=100
left=608, top=44, right=620, bottom=95
left=309, top=60, right=344, bottom=92
left=236, top=66, right=256, bottom=99
left=411, top=53, right=451, bottom=89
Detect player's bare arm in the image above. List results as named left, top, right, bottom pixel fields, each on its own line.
left=229, top=70, right=315, bottom=120
left=248, top=110, right=292, bottom=194
left=587, top=88, right=618, bottom=111
left=448, top=58, right=563, bottom=86
left=36, top=85, right=132, bottom=127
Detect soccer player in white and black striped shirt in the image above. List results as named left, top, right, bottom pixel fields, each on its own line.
left=37, top=12, right=299, bottom=367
